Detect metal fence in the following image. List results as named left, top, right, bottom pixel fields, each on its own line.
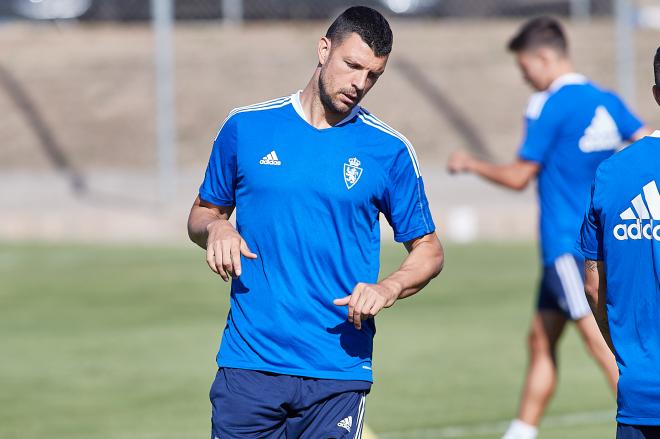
left=1, top=0, right=658, bottom=222
left=2, top=0, right=618, bottom=21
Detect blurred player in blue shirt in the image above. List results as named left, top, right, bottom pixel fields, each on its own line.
left=579, top=47, right=660, bottom=439
left=187, top=7, right=444, bottom=438
left=448, top=17, right=649, bottom=439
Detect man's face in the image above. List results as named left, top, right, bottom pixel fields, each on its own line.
left=318, top=33, right=388, bottom=114
left=515, top=49, right=554, bottom=91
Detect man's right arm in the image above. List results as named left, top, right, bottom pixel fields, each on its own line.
left=447, top=151, right=540, bottom=191
left=447, top=93, right=561, bottom=189
left=187, top=196, right=256, bottom=281
left=584, top=259, right=614, bottom=353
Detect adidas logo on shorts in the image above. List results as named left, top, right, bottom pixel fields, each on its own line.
left=337, top=415, right=352, bottom=432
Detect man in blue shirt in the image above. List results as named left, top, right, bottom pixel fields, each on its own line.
left=448, top=17, right=649, bottom=439
left=187, top=7, right=444, bottom=438
left=579, top=47, right=660, bottom=439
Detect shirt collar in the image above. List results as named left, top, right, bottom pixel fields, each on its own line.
left=548, top=73, right=588, bottom=93
left=650, top=130, right=660, bottom=138
left=290, top=91, right=360, bottom=127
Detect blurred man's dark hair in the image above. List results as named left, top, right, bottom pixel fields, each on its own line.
left=508, top=16, right=568, bottom=54
left=654, top=46, right=660, bottom=86
left=326, top=6, right=393, bottom=57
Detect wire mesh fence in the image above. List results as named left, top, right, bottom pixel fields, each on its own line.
left=1, top=0, right=659, bottom=243
left=1, top=0, right=619, bottom=21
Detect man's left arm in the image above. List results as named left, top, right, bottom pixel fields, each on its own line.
left=333, top=232, right=444, bottom=330
left=579, top=175, right=614, bottom=352
left=584, top=259, right=614, bottom=353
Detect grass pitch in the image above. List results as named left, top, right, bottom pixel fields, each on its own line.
left=0, top=242, right=615, bottom=438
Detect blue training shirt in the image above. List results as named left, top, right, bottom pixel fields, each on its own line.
left=199, top=92, right=435, bottom=382
left=518, top=73, right=643, bottom=265
left=579, top=130, right=660, bottom=426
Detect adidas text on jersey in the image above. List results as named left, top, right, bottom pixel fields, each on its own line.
left=613, top=180, right=660, bottom=241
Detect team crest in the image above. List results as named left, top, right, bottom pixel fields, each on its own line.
left=344, top=157, right=363, bottom=190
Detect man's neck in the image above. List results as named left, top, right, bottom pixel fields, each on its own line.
left=545, top=61, right=576, bottom=90
left=299, top=73, right=352, bottom=129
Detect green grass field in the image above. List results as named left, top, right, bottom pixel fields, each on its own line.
left=0, top=243, right=616, bottom=438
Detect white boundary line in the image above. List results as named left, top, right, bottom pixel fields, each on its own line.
left=378, top=409, right=614, bottom=438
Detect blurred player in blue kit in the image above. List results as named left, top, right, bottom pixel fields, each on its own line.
left=188, top=6, right=444, bottom=438
left=578, top=47, right=660, bottom=439
left=448, top=17, right=649, bottom=439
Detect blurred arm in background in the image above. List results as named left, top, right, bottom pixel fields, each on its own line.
left=447, top=122, right=650, bottom=190
left=447, top=152, right=539, bottom=191
left=187, top=196, right=257, bottom=282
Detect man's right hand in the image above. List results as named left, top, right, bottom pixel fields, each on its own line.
left=206, top=219, right=257, bottom=281
left=447, top=150, right=475, bottom=174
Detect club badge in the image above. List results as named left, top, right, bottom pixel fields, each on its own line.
left=344, top=157, right=363, bottom=190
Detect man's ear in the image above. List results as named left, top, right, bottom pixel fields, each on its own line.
left=653, top=85, right=660, bottom=107
left=318, top=36, right=331, bottom=66
left=536, top=47, right=556, bottom=66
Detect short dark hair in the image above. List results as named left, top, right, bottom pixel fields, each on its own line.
left=326, top=6, right=393, bottom=57
left=508, top=16, right=568, bottom=54
left=654, top=46, right=660, bottom=86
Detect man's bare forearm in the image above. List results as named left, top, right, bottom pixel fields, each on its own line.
left=448, top=151, right=539, bottom=191
left=584, top=259, right=614, bottom=352
left=467, top=160, right=535, bottom=191
left=380, top=233, right=444, bottom=301
left=187, top=197, right=234, bottom=249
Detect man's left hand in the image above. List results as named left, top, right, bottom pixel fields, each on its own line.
left=333, top=281, right=400, bottom=330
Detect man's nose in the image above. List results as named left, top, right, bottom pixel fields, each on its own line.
left=352, top=70, right=368, bottom=92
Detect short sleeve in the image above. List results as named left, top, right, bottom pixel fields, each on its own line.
left=609, top=92, right=644, bottom=140
left=380, top=146, right=435, bottom=243
left=517, top=93, right=561, bottom=164
left=198, top=116, right=238, bottom=206
left=578, top=179, right=604, bottom=260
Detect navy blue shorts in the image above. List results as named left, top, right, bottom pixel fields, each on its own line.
left=617, top=424, right=660, bottom=439
left=537, top=253, right=592, bottom=320
left=210, top=368, right=371, bottom=438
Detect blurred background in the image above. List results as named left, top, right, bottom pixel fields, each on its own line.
left=1, top=1, right=659, bottom=438
left=1, top=0, right=659, bottom=243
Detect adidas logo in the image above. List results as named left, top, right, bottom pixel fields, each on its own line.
left=259, top=150, right=281, bottom=166
left=337, top=416, right=352, bottom=433
left=613, top=180, right=660, bottom=241
left=579, top=106, right=622, bottom=153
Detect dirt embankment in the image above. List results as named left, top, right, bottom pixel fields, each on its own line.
left=2, top=20, right=658, bottom=172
